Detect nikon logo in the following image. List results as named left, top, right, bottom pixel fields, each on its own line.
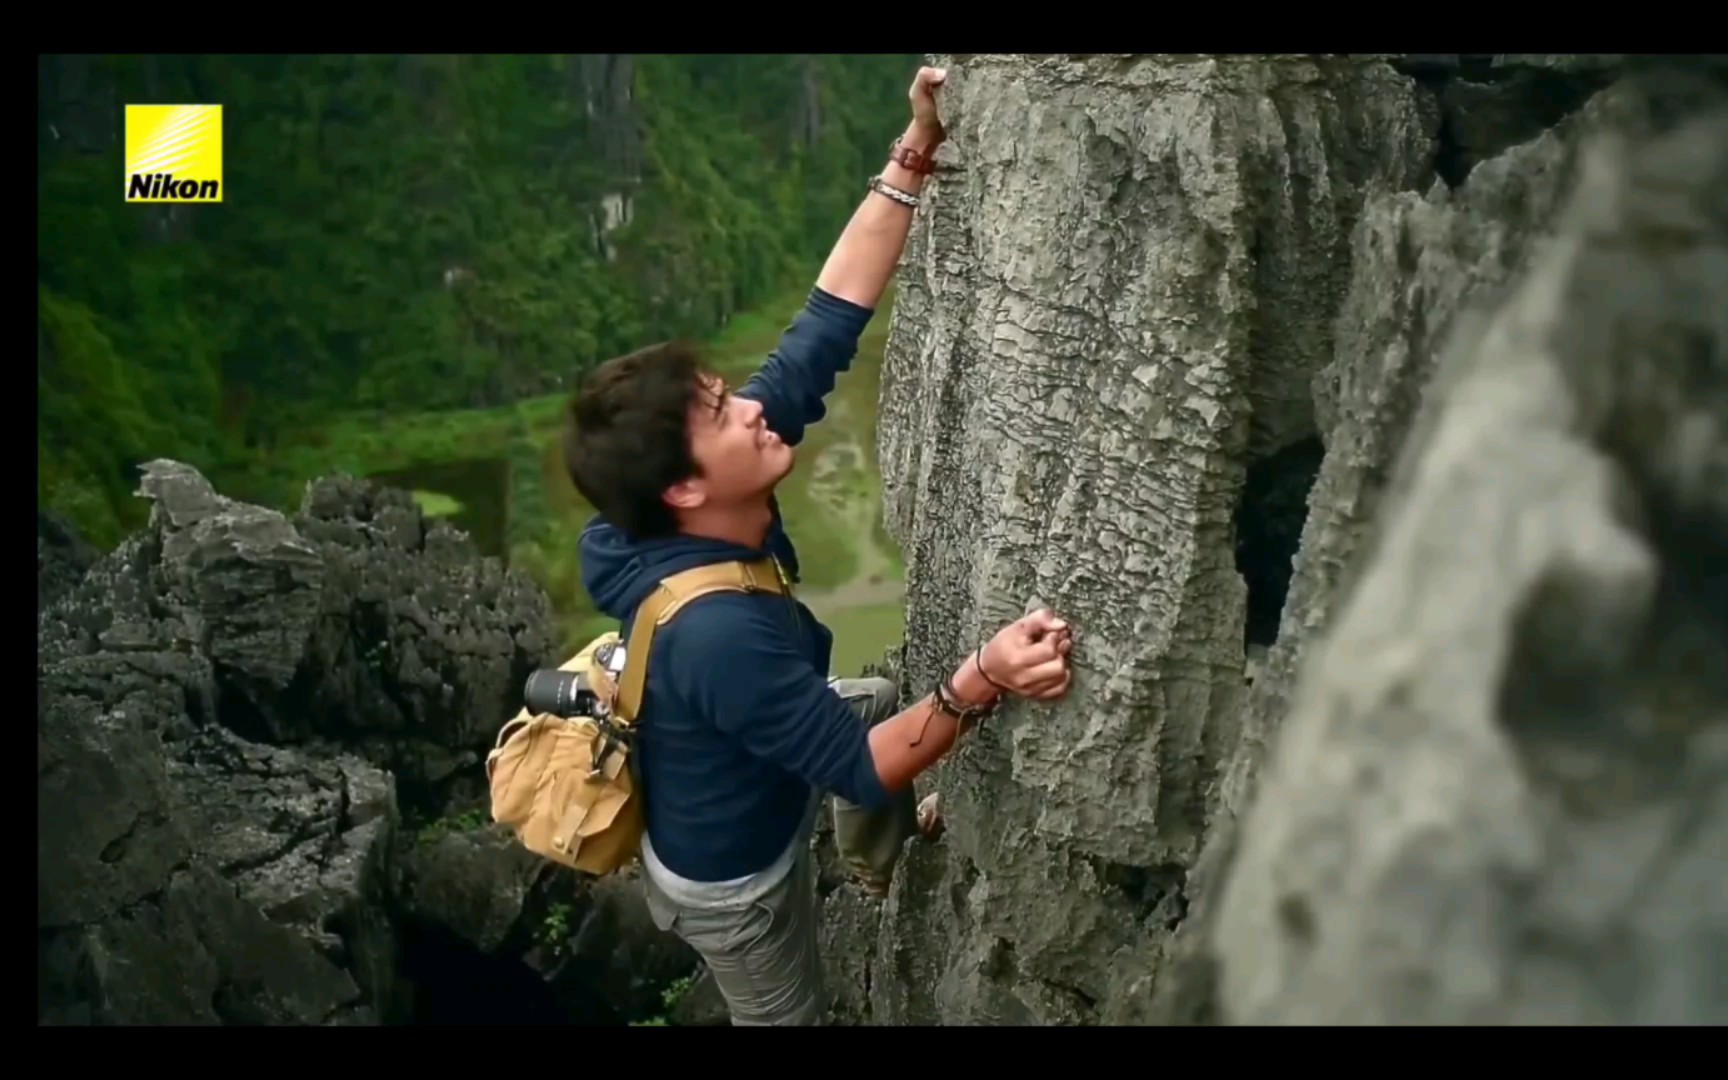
left=124, top=104, right=222, bottom=203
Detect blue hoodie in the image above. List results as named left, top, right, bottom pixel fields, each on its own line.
left=577, top=286, right=893, bottom=882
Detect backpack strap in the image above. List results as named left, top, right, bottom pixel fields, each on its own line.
left=611, top=558, right=787, bottom=728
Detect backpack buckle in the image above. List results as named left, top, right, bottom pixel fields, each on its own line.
left=588, top=717, right=629, bottom=778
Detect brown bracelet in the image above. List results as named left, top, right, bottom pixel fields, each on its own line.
left=935, top=672, right=995, bottom=723
left=907, top=683, right=988, bottom=749
left=907, top=663, right=997, bottom=751
left=889, top=137, right=939, bottom=175
left=972, top=648, right=1010, bottom=694
left=949, top=673, right=998, bottom=749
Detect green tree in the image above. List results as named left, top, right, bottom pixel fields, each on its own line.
left=37, top=53, right=919, bottom=544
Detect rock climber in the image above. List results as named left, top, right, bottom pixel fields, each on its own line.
left=559, top=64, right=1075, bottom=1026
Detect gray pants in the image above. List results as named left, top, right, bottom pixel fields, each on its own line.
left=640, top=676, right=918, bottom=1026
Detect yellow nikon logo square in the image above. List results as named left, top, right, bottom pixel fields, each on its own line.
left=125, top=104, right=223, bottom=203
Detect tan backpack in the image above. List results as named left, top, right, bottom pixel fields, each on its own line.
left=486, top=557, right=788, bottom=874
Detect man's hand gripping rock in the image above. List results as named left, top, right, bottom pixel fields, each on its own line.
left=976, top=608, right=1074, bottom=701
left=917, top=608, right=1075, bottom=838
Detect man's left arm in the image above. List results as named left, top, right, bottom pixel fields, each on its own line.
left=736, top=65, right=947, bottom=447
left=735, top=288, right=875, bottom=448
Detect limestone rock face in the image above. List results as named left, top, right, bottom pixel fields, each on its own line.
left=1212, top=79, right=1728, bottom=1027
left=830, top=53, right=1728, bottom=1026
left=836, top=53, right=1438, bottom=1025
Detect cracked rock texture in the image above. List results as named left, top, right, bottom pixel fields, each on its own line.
left=36, top=461, right=602, bottom=1024
left=265, top=473, right=559, bottom=812
left=827, top=53, right=1728, bottom=1025
left=39, top=460, right=704, bottom=1025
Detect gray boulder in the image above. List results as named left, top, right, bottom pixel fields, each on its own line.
left=36, top=460, right=679, bottom=1025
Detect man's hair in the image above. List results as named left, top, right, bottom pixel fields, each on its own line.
left=562, top=340, right=713, bottom=539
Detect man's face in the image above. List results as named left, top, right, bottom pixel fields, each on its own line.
left=676, top=373, right=795, bottom=511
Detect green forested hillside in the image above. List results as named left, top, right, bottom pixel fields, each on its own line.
left=38, top=54, right=918, bottom=550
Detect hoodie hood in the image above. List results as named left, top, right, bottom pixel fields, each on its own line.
left=578, top=511, right=797, bottom=620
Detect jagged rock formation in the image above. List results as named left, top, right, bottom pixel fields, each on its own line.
left=37, top=462, right=691, bottom=1025
left=1210, top=74, right=1728, bottom=1026
left=825, top=54, right=1727, bottom=1025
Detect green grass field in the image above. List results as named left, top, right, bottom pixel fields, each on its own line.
left=264, top=285, right=906, bottom=673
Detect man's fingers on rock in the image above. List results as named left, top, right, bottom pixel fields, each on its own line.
left=1027, top=608, right=1067, bottom=633
left=1017, top=607, right=1067, bottom=635
left=1018, top=657, right=1068, bottom=687
left=1020, top=639, right=1060, bottom=664
left=1030, top=673, right=1071, bottom=700
left=1024, top=675, right=1065, bottom=698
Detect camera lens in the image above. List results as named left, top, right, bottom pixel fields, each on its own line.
left=523, top=669, right=584, bottom=717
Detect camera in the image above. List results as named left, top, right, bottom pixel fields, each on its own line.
left=522, top=668, right=596, bottom=718
left=521, top=639, right=626, bottom=718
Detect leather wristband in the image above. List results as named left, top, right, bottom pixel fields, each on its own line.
left=889, top=137, right=939, bottom=175
left=935, top=672, right=995, bottom=725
